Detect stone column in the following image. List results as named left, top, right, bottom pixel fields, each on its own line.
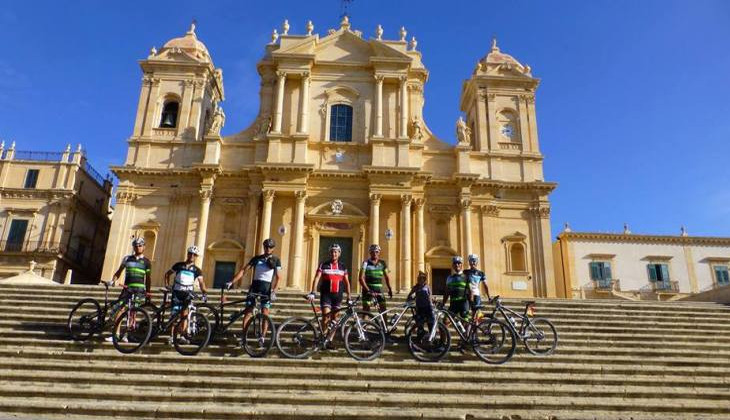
left=400, top=195, right=412, bottom=290
left=374, top=75, right=384, bottom=137
left=142, top=78, right=161, bottom=136
left=244, top=190, right=261, bottom=263
left=291, top=191, right=307, bottom=289
left=272, top=71, right=286, bottom=133
left=260, top=190, right=275, bottom=244
left=195, top=187, right=213, bottom=263
left=414, top=198, right=425, bottom=272
left=189, top=80, right=205, bottom=139
left=297, top=72, right=310, bottom=134
left=369, top=193, right=381, bottom=246
left=178, top=80, right=194, bottom=130
left=461, top=197, right=473, bottom=256
left=399, top=76, right=408, bottom=138
left=133, top=76, right=153, bottom=136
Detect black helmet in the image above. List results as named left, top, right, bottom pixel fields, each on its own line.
left=263, top=238, right=276, bottom=248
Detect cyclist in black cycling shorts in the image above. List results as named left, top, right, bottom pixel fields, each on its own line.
left=227, top=238, right=281, bottom=346
left=307, top=243, right=351, bottom=340
left=359, top=244, right=393, bottom=313
left=105, top=237, right=151, bottom=341
left=164, top=245, right=208, bottom=341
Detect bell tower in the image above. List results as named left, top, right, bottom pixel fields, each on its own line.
left=126, top=22, right=225, bottom=168
left=459, top=39, right=543, bottom=182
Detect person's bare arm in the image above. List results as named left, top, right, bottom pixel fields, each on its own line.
left=344, top=273, right=351, bottom=302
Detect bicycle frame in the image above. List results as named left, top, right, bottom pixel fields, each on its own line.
left=212, top=289, right=251, bottom=334
left=488, top=297, right=533, bottom=339
left=367, top=300, right=416, bottom=335
left=436, top=309, right=473, bottom=343
left=305, top=295, right=365, bottom=345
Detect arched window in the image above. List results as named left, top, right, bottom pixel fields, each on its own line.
left=160, top=101, right=179, bottom=128
left=509, top=243, right=527, bottom=272
left=329, top=104, right=353, bottom=142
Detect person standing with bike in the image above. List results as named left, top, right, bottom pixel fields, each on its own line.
left=164, top=245, right=208, bottom=342
left=406, top=271, right=435, bottom=333
left=358, top=244, right=393, bottom=313
left=307, top=243, right=351, bottom=344
left=226, top=238, right=281, bottom=347
left=105, top=237, right=151, bottom=342
left=464, top=254, right=490, bottom=309
left=442, top=256, right=471, bottom=319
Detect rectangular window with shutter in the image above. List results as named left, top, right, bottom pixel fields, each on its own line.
left=589, top=261, right=612, bottom=288
left=24, top=169, right=39, bottom=189
left=647, top=263, right=670, bottom=288
left=714, top=265, right=730, bottom=286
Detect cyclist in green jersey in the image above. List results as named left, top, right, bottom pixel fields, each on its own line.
left=105, top=237, right=151, bottom=342
left=358, top=244, right=393, bottom=312
left=442, top=256, right=471, bottom=319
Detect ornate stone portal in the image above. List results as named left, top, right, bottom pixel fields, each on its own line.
left=101, top=19, right=559, bottom=297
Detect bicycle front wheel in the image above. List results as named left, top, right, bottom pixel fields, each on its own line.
left=471, top=318, right=516, bottom=365
left=112, top=307, right=152, bottom=354
left=242, top=313, right=275, bottom=358
left=406, top=321, right=451, bottom=362
left=275, top=317, right=318, bottom=359
left=67, top=298, right=103, bottom=341
left=173, top=312, right=212, bottom=356
left=523, top=317, right=558, bottom=356
left=344, top=319, right=385, bottom=361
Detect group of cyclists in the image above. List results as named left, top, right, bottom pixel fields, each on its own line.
left=101, top=236, right=494, bottom=353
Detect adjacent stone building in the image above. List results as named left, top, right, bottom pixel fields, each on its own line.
left=554, top=225, right=730, bottom=300
left=102, top=19, right=557, bottom=297
left=0, top=142, right=113, bottom=283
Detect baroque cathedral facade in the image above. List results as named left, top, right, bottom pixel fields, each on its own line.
left=101, top=18, right=558, bottom=297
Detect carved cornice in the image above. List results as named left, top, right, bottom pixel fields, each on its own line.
left=0, top=188, right=73, bottom=201
left=428, top=204, right=455, bottom=214
left=558, top=231, right=730, bottom=247
left=481, top=205, right=500, bottom=217
left=116, top=191, right=139, bottom=204
left=530, top=206, right=550, bottom=219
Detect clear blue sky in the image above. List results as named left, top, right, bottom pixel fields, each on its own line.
left=2, top=1, right=729, bottom=237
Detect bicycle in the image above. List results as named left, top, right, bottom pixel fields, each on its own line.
left=111, top=286, right=153, bottom=354
left=487, top=296, right=558, bottom=355
left=144, top=288, right=212, bottom=356
left=405, top=307, right=451, bottom=362
left=67, top=281, right=121, bottom=341
left=434, top=304, right=517, bottom=364
left=353, top=293, right=418, bottom=340
left=276, top=295, right=385, bottom=361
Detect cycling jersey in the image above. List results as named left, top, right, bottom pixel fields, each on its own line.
left=464, top=269, right=486, bottom=296
left=169, top=261, right=202, bottom=292
left=121, top=255, right=151, bottom=289
left=317, top=260, right=348, bottom=294
left=446, top=272, right=468, bottom=302
left=247, top=254, right=282, bottom=283
left=361, top=259, right=388, bottom=290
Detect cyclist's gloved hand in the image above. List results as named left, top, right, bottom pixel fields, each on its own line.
left=225, top=281, right=233, bottom=290
left=270, top=291, right=277, bottom=302
left=201, top=293, right=208, bottom=303
left=306, top=292, right=316, bottom=302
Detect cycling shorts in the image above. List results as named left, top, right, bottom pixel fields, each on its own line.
left=320, top=291, right=343, bottom=311
left=245, top=280, right=272, bottom=309
left=362, top=289, right=386, bottom=306
left=449, top=300, right=470, bottom=319
left=171, top=290, right=193, bottom=315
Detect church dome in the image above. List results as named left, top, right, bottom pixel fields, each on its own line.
left=474, top=38, right=531, bottom=77
left=160, top=23, right=212, bottom=63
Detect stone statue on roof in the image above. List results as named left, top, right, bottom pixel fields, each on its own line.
left=456, top=117, right=471, bottom=146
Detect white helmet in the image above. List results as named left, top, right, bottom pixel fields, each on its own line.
left=131, top=237, right=145, bottom=247
left=329, top=243, right=342, bottom=252
left=187, top=245, right=200, bottom=255
left=452, top=256, right=463, bottom=264
left=468, top=254, right=479, bottom=263
left=369, top=244, right=381, bottom=252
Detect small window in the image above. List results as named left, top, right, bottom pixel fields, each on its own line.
left=509, top=243, right=526, bottom=272
left=160, top=101, right=179, bottom=128
left=24, top=169, right=39, bottom=189
left=714, top=265, right=730, bottom=286
left=647, top=263, right=670, bottom=282
left=329, top=104, right=353, bottom=142
left=590, top=261, right=612, bottom=288
left=5, top=219, right=29, bottom=251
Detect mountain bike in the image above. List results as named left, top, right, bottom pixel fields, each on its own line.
left=487, top=296, right=558, bottom=355
left=67, top=281, right=121, bottom=341
left=111, top=286, right=153, bottom=354
left=144, top=288, right=212, bottom=356
left=276, top=294, right=385, bottom=361
left=352, top=293, right=418, bottom=340
left=405, top=308, right=451, bottom=362
left=435, top=304, right=516, bottom=364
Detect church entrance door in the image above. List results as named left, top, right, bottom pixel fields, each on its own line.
left=431, top=268, right=451, bottom=296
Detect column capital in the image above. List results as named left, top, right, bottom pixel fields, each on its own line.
left=374, top=74, right=385, bottom=83
left=530, top=205, right=550, bottom=219
left=400, top=194, right=413, bottom=206
left=262, top=189, right=276, bottom=202
left=295, top=190, right=307, bottom=201
left=276, top=70, right=287, bottom=79
left=459, top=197, right=472, bottom=210
left=301, top=71, right=311, bottom=80
left=398, top=75, right=408, bottom=83
left=413, top=198, right=425, bottom=209
left=369, top=193, right=382, bottom=204
left=199, top=188, right=213, bottom=201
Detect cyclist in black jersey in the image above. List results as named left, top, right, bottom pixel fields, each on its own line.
left=307, top=243, right=351, bottom=342
left=105, top=237, right=151, bottom=342
left=359, top=244, right=393, bottom=313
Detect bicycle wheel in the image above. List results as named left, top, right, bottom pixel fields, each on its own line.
left=173, top=312, right=212, bottom=356
left=67, top=298, right=103, bottom=341
left=471, top=318, right=516, bottom=365
left=406, top=321, right=451, bottom=362
left=140, top=302, right=163, bottom=337
left=523, top=317, right=558, bottom=356
left=275, top=317, right=318, bottom=359
left=112, top=307, right=152, bottom=354
left=242, top=313, right=275, bottom=358
left=344, top=319, right=385, bottom=361
left=197, top=303, right=220, bottom=335
left=339, top=311, right=376, bottom=341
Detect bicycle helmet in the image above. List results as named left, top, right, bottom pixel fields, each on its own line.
left=452, top=256, right=463, bottom=264
left=368, top=244, right=381, bottom=252
left=263, top=238, right=276, bottom=248
left=131, top=237, right=145, bottom=247
left=329, top=243, right=342, bottom=252
left=187, top=245, right=200, bottom=255
left=467, top=254, right=479, bottom=263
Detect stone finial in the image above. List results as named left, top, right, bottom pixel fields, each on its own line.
left=0, top=141, right=4, bottom=150
left=409, top=36, right=418, bottom=51
left=29, top=260, right=37, bottom=273
left=9, top=141, right=15, bottom=150
left=65, top=144, right=71, bottom=152
left=282, top=19, right=290, bottom=35
left=623, top=223, right=631, bottom=234
left=187, top=20, right=196, bottom=35
left=149, top=46, right=157, bottom=57
left=76, top=143, right=82, bottom=153
left=680, top=226, right=688, bottom=237
left=563, top=222, right=571, bottom=233
left=524, top=64, right=532, bottom=75
left=491, top=37, right=499, bottom=52
left=340, top=15, right=350, bottom=30
left=306, top=20, right=314, bottom=36
left=399, top=26, right=407, bottom=41
left=375, top=24, right=383, bottom=40
left=271, top=29, right=279, bottom=44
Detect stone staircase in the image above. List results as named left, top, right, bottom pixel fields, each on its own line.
left=1, top=283, right=730, bottom=419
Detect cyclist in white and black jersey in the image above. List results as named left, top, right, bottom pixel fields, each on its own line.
left=227, top=238, right=281, bottom=345
left=164, top=245, right=208, bottom=342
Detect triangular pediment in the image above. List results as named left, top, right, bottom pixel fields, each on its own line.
left=276, top=30, right=411, bottom=64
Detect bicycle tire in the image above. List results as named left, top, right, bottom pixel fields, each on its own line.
left=140, top=302, right=162, bottom=337
left=67, top=298, right=103, bottom=341
left=471, top=318, right=516, bottom=365
left=112, top=307, right=153, bottom=354
left=523, top=317, right=558, bottom=356
left=406, top=320, right=451, bottom=362
left=173, top=311, right=212, bottom=356
left=242, top=313, right=275, bottom=358
left=196, top=303, right=220, bottom=335
left=339, top=310, right=375, bottom=341
left=275, top=317, right=318, bottom=359
left=343, top=319, right=385, bottom=361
